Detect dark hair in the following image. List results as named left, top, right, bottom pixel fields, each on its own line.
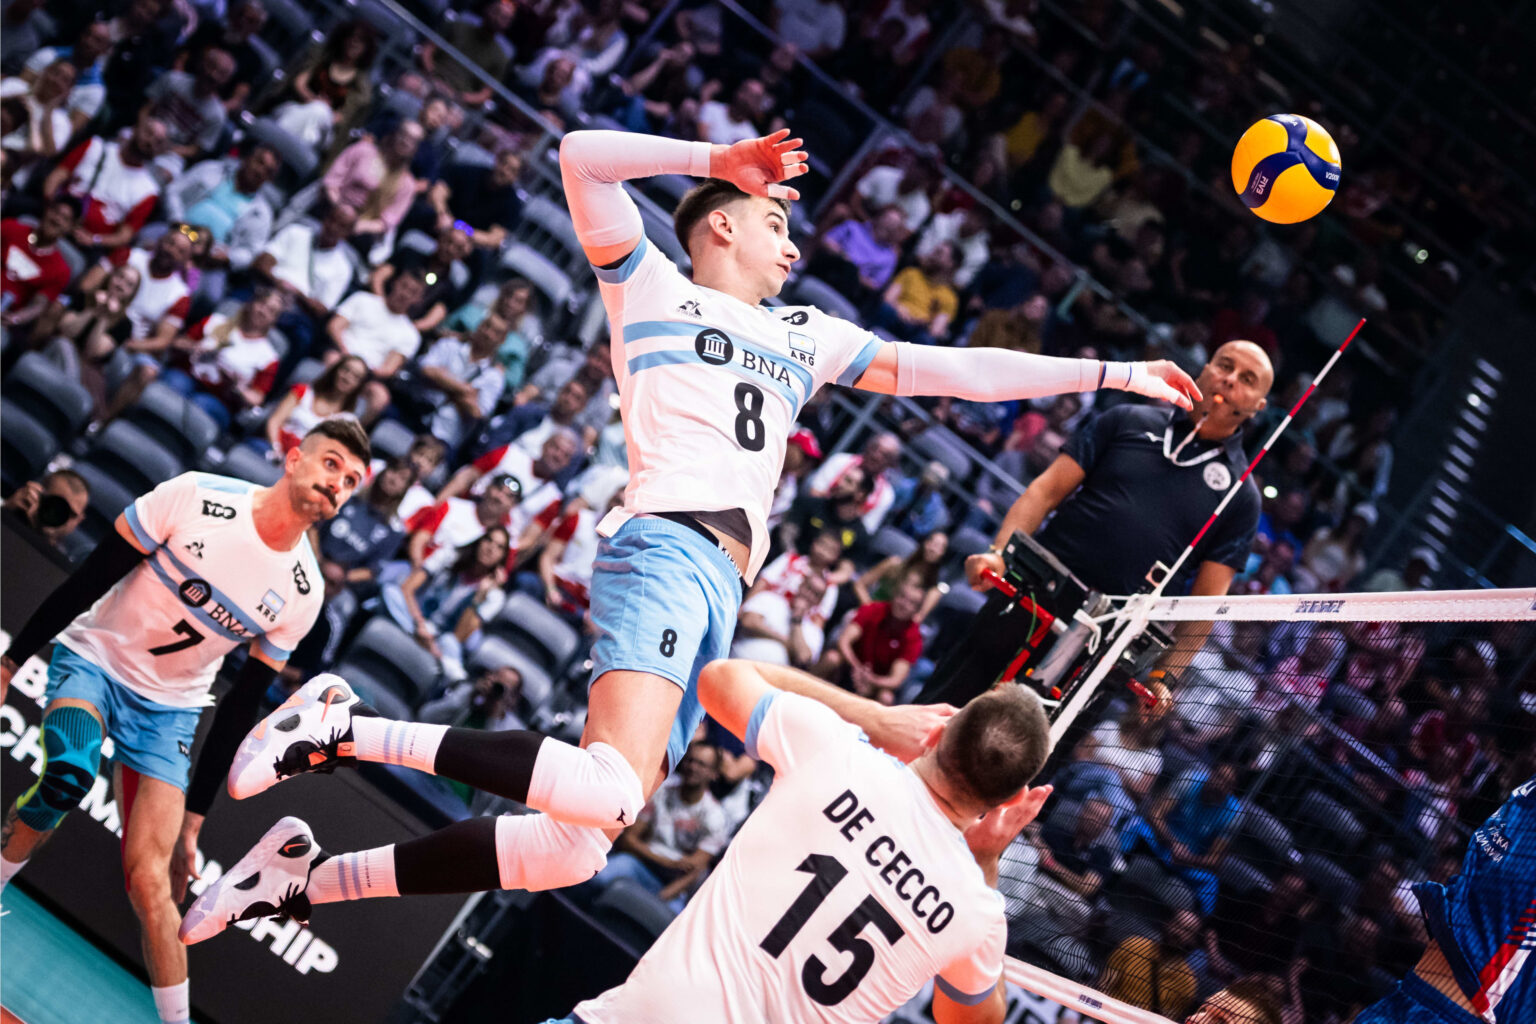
left=43, top=467, right=89, bottom=496
left=303, top=417, right=371, bottom=466
left=47, top=194, right=83, bottom=220
left=366, top=455, right=416, bottom=517
left=898, top=531, right=947, bottom=589
left=452, top=525, right=510, bottom=576
left=673, top=178, right=790, bottom=259
left=935, top=685, right=1049, bottom=808
left=323, top=19, right=379, bottom=69
left=311, top=355, right=370, bottom=407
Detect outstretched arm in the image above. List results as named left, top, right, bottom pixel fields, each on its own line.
left=853, top=342, right=1201, bottom=410
left=559, top=128, right=807, bottom=267
left=699, top=658, right=953, bottom=764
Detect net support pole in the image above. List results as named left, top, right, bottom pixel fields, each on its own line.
left=1048, top=594, right=1151, bottom=749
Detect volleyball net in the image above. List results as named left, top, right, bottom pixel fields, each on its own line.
left=979, top=587, right=1536, bottom=1024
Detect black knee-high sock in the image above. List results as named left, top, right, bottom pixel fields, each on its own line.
left=431, top=728, right=546, bottom=803
left=392, top=817, right=502, bottom=895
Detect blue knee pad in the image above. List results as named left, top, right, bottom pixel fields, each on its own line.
left=17, top=707, right=104, bottom=831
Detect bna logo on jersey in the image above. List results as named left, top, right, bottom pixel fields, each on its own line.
left=179, top=578, right=212, bottom=607
left=695, top=329, right=733, bottom=366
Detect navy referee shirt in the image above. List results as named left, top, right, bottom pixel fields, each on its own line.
left=1037, top=404, right=1260, bottom=596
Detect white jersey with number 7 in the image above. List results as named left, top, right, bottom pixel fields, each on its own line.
left=592, top=237, right=883, bottom=581
left=56, top=472, right=323, bottom=708
left=573, top=692, right=1007, bottom=1023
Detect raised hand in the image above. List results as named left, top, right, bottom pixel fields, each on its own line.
left=867, top=701, right=956, bottom=763
left=1119, top=360, right=1203, bottom=410
left=710, top=128, right=809, bottom=201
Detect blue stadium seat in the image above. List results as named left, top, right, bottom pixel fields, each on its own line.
left=370, top=419, right=418, bottom=462
left=125, top=381, right=222, bottom=465
left=787, top=275, right=860, bottom=323
left=211, top=444, right=284, bottom=486
left=590, top=878, right=676, bottom=955
left=69, top=462, right=140, bottom=545
left=335, top=615, right=442, bottom=709
left=1, top=405, right=59, bottom=493
left=468, top=634, right=553, bottom=712
left=909, top=425, right=974, bottom=482
left=79, top=421, right=183, bottom=495
left=870, top=525, right=918, bottom=561
left=4, top=352, right=94, bottom=441
left=487, top=591, right=582, bottom=674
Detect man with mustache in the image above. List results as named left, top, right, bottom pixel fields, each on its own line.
left=0, top=419, right=370, bottom=1024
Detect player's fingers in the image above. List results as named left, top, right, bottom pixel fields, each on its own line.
left=1161, top=363, right=1202, bottom=403
left=780, top=149, right=808, bottom=167
left=1150, top=378, right=1193, bottom=410
left=762, top=127, right=792, bottom=147
left=766, top=182, right=800, bottom=201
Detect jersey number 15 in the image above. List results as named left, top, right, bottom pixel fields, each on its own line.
left=760, top=853, right=905, bottom=1006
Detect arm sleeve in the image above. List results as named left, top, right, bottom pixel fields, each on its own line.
left=935, top=907, right=1006, bottom=1006
left=891, top=343, right=1100, bottom=402
left=3, top=530, right=146, bottom=666
left=557, top=130, right=710, bottom=249
left=184, top=656, right=277, bottom=816
left=746, top=690, right=860, bottom=775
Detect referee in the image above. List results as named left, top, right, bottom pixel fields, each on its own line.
left=926, top=341, right=1274, bottom=704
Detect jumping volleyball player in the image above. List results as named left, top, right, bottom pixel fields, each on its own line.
left=184, top=128, right=1200, bottom=937
left=0, top=419, right=370, bottom=1024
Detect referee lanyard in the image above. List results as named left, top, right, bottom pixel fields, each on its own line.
left=1162, top=422, right=1223, bottom=468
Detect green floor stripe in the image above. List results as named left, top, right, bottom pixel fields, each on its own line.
left=1, top=887, right=201, bottom=1024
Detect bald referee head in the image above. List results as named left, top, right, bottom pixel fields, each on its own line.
left=1188, top=340, right=1275, bottom=440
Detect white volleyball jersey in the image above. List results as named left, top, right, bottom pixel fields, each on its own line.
left=574, top=693, right=1006, bottom=1024
left=592, top=237, right=884, bottom=580
left=57, top=473, right=323, bottom=708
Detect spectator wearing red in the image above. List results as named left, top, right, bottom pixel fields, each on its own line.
left=817, top=576, right=926, bottom=704
left=159, top=288, right=287, bottom=429
left=263, top=355, right=370, bottom=455
left=442, top=425, right=579, bottom=509
left=43, top=112, right=169, bottom=256
left=804, top=430, right=902, bottom=532
left=404, top=474, right=519, bottom=568
left=1, top=196, right=79, bottom=330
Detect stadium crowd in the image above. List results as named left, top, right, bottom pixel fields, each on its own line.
left=2, top=1, right=1532, bottom=1023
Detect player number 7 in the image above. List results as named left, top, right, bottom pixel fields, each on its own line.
left=148, top=619, right=206, bottom=656
left=760, top=853, right=905, bottom=1006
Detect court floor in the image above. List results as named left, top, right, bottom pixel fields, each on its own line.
left=0, top=885, right=203, bottom=1024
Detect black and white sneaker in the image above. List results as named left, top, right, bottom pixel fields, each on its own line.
left=227, top=674, right=377, bottom=800
left=180, top=816, right=323, bottom=945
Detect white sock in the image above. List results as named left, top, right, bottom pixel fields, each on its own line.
left=0, top=853, right=27, bottom=893
left=350, top=718, right=446, bottom=774
left=151, top=981, right=190, bottom=1024
left=307, top=846, right=399, bottom=905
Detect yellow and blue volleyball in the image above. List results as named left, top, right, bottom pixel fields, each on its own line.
left=1231, top=114, right=1341, bottom=224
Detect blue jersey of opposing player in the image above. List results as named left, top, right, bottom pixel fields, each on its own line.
left=1413, top=774, right=1536, bottom=1021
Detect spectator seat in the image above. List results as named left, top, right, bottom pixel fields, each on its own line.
left=468, top=634, right=553, bottom=712
left=126, top=381, right=222, bottom=465
left=788, top=275, right=860, bottom=322
left=1298, top=851, right=1360, bottom=907
left=1294, top=791, right=1366, bottom=857
left=517, top=195, right=584, bottom=272
left=211, top=444, right=284, bottom=486
left=1, top=405, right=59, bottom=493
left=870, top=525, right=919, bottom=561
left=590, top=878, right=676, bottom=956
left=501, top=243, right=578, bottom=319
left=949, top=526, right=994, bottom=560
left=909, top=424, right=974, bottom=482
left=488, top=591, right=582, bottom=673
left=335, top=614, right=442, bottom=709
left=246, top=117, right=319, bottom=180
left=80, top=421, right=183, bottom=495
left=4, top=352, right=94, bottom=441
left=370, top=418, right=419, bottom=462
left=69, top=462, right=140, bottom=545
